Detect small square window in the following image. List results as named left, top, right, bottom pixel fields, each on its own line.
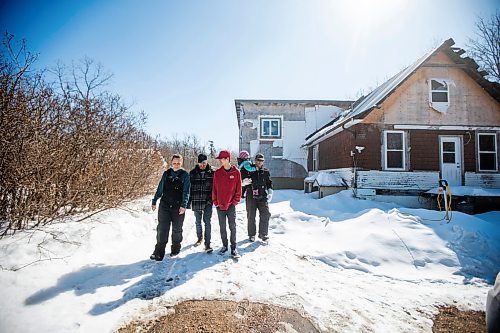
left=260, top=118, right=281, bottom=139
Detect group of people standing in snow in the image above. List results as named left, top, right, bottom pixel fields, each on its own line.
left=149, top=150, right=273, bottom=261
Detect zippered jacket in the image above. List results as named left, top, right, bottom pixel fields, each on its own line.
left=152, top=168, right=191, bottom=208
left=249, top=167, right=273, bottom=200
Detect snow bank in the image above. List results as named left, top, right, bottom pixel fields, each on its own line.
left=0, top=190, right=498, bottom=332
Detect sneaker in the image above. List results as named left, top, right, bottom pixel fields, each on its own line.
left=205, top=245, right=213, bottom=254
left=194, top=239, right=202, bottom=246
left=150, top=253, right=163, bottom=261
left=219, top=246, right=228, bottom=254
left=259, top=235, right=269, bottom=241
left=169, top=250, right=180, bottom=257
left=249, top=236, right=255, bottom=242
left=231, top=249, right=240, bottom=259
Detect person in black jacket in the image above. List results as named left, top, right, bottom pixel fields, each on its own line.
left=246, top=153, right=273, bottom=242
left=189, top=154, right=214, bottom=253
left=150, top=154, right=191, bottom=261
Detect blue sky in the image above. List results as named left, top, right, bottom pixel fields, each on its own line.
left=1, top=0, right=498, bottom=151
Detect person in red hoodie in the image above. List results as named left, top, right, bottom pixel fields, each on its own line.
left=212, top=150, right=242, bottom=258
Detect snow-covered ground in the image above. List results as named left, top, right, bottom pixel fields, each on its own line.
left=0, top=190, right=498, bottom=332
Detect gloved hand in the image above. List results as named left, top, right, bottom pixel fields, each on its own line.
left=267, top=188, right=273, bottom=203
left=242, top=178, right=252, bottom=186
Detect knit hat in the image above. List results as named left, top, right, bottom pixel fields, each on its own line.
left=238, top=150, right=250, bottom=160
left=216, top=150, right=231, bottom=159
left=197, top=153, right=208, bottom=163
left=255, top=153, right=265, bottom=161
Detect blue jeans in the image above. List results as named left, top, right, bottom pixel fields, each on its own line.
left=194, top=203, right=212, bottom=247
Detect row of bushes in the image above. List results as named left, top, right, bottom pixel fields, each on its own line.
left=0, top=33, right=164, bottom=236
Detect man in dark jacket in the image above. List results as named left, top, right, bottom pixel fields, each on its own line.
left=212, top=150, right=242, bottom=258
left=246, top=153, right=273, bottom=242
left=189, top=153, right=214, bottom=253
left=150, top=154, right=191, bottom=261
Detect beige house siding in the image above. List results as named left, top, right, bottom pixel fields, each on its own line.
left=364, top=51, right=500, bottom=126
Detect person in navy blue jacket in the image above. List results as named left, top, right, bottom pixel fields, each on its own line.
left=150, top=154, right=191, bottom=261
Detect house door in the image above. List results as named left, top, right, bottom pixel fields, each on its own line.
left=439, top=136, right=462, bottom=186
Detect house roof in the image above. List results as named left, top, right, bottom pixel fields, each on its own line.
left=304, top=38, right=500, bottom=147
left=234, top=99, right=353, bottom=128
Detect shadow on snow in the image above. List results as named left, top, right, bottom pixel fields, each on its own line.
left=25, top=240, right=262, bottom=315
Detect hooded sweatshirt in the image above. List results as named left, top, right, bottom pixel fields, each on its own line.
left=212, top=165, right=242, bottom=210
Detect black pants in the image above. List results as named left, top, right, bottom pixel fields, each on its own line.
left=153, top=204, right=185, bottom=257
left=216, top=204, right=236, bottom=250
left=247, top=194, right=271, bottom=238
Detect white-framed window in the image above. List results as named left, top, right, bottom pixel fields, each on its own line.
left=478, top=133, right=498, bottom=171
left=312, top=144, right=319, bottom=171
left=429, top=79, right=449, bottom=103
left=383, top=130, right=406, bottom=170
left=259, top=117, right=281, bottom=139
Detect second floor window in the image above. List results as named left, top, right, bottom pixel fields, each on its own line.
left=430, top=79, right=449, bottom=103
left=260, top=118, right=281, bottom=139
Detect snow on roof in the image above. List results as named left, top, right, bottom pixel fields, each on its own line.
left=305, top=171, right=347, bottom=187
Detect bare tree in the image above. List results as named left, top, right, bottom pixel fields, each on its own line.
left=467, top=12, right=500, bottom=82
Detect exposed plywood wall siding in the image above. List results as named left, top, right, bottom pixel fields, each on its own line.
left=364, top=51, right=500, bottom=126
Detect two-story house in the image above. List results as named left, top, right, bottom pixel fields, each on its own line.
left=235, top=100, right=352, bottom=188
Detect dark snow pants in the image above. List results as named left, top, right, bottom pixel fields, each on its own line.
left=216, top=204, right=236, bottom=250
left=153, top=204, right=185, bottom=258
left=247, top=196, right=271, bottom=238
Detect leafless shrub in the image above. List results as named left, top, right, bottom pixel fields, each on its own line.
left=0, top=33, right=163, bottom=236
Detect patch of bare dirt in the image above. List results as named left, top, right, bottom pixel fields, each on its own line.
left=432, top=306, right=486, bottom=333
left=117, top=299, right=320, bottom=333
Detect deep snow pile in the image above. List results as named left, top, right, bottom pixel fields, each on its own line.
left=0, top=190, right=498, bottom=332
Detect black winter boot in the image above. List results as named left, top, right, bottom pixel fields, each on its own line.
left=170, top=243, right=181, bottom=257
